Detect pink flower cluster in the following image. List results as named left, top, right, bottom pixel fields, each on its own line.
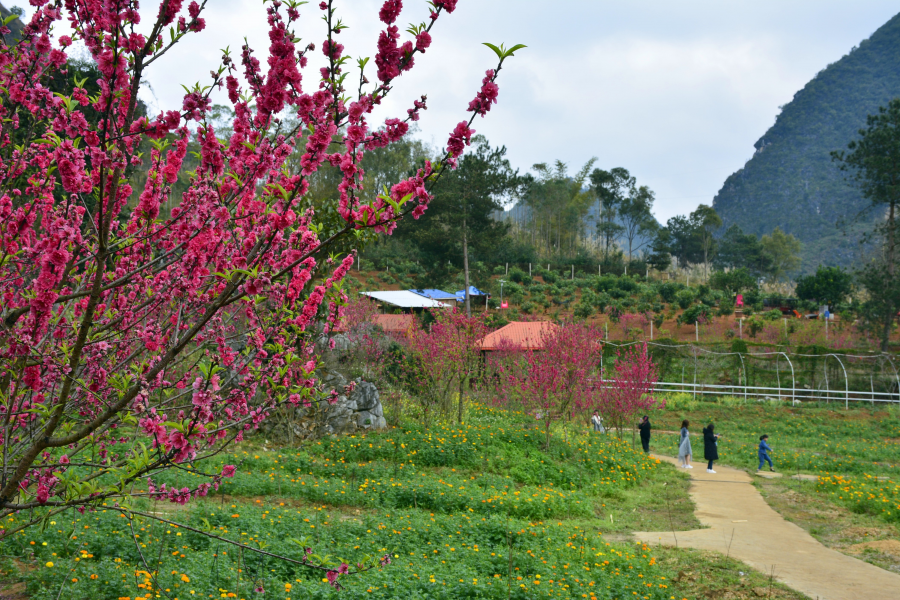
left=467, top=70, right=499, bottom=117
left=0, top=0, right=511, bottom=559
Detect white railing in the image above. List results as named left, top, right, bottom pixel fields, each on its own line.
left=648, top=380, right=899, bottom=406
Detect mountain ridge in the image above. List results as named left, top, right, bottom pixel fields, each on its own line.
left=712, top=11, right=900, bottom=272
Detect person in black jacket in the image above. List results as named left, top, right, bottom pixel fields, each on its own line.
left=638, top=415, right=651, bottom=453
left=703, top=423, right=719, bottom=473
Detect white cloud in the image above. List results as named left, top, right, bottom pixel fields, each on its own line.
left=36, top=0, right=900, bottom=223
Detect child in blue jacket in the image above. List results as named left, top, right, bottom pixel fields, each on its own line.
left=758, top=435, right=774, bottom=472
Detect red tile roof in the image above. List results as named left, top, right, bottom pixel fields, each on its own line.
left=475, top=321, right=559, bottom=351
left=371, top=314, right=416, bottom=335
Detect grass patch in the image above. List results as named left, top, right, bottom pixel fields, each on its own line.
left=2, top=405, right=694, bottom=600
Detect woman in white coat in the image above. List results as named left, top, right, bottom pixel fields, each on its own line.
left=678, top=419, right=693, bottom=468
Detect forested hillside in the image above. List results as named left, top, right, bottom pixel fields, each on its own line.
left=712, top=11, right=900, bottom=271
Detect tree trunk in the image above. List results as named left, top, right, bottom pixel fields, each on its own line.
left=463, top=216, right=471, bottom=318
left=458, top=375, right=466, bottom=424
left=882, top=199, right=897, bottom=351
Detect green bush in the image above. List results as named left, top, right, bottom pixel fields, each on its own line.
left=675, top=289, right=695, bottom=309
left=677, top=304, right=709, bottom=325
left=746, top=314, right=765, bottom=337
left=508, top=267, right=530, bottom=284
left=764, top=309, right=782, bottom=321
left=656, top=282, right=682, bottom=303
left=573, top=300, right=593, bottom=319
left=616, top=276, right=639, bottom=293
left=716, top=303, right=734, bottom=317
left=715, top=395, right=747, bottom=407
left=539, top=268, right=558, bottom=284
left=663, top=392, right=699, bottom=411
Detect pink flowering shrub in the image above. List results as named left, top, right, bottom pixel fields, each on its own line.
left=493, top=323, right=602, bottom=448
left=0, top=0, right=517, bottom=564
left=619, top=312, right=649, bottom=339
left=406, top=310, right=489, bottom=425
left=600, top=343, right=660, bottom=435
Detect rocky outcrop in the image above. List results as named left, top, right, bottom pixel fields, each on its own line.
left=258, top=370, right=386, bottom=442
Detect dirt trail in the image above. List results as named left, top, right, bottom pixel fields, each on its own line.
left=634, top=455, right=900, bottom=600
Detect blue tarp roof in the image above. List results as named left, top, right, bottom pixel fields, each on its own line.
left=455, top=286, right=489, bottom=300
left=409, top=289, right=458, bottom=301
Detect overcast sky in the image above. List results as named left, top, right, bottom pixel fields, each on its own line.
left=44, top=1, right=900, bottom=221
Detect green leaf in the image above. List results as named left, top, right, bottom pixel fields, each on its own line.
left=482, top=43, right=503, bottom=61
left=504, top=44, right=528, bottom=57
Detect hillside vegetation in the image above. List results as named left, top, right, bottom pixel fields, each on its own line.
left=712, top=11, right=900, bottom=270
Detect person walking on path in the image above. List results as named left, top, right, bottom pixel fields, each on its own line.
left=703, top=423, right=720, bottom=473
left=758, top=434, right=775, bottom=472
left=638, top=415, right=651, bottom=453
left=678, top=420, right=693, bottom=468
left=590, top=411, right=605, bottom=433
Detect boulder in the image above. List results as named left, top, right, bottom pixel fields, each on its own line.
left=256, top=369, right=386, bottom=442
left=351, top=379, right=379, bottom=411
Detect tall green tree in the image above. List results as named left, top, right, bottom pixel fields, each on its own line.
left=396, top=135, right=520, bottom=314
left=618, top=185, right=659, bottom=261
left=591, top=167, right=632, bottom=255
left=759, top=227, right=802, bottom=281
left=832, top=98, right=900, bottom=350
left=714, top=224, right=774, bottom=277
left=666, top=215, right=703, bottom=266
left=795, top=266, right=853, bottom=309
left=690, top=204, right=722, bottom=277
left=518, top=159, right=596, bottom=257
left=647, top=227, right=673, bottom=271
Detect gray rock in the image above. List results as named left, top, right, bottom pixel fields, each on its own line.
left=351, top=380, right=379, bottom=411
left=323, top=371, right=348, bottom=389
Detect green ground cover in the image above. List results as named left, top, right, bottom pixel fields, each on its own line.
left=2, top=406, right=682, bottom=600
left=655, top=400, right=900, bottom=524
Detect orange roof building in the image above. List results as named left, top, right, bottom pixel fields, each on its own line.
left=371, top=314, right=416, bottom=336
left=475, top=321, right=559, bottom=351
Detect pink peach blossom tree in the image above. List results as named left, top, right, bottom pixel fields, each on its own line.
left=406, top=309, right=488, bottom=425
left=600, top=343, right=661, bottom=436
left=0, top=0, right=520, bottom=574
left=494, top=323, right=602, bottom=448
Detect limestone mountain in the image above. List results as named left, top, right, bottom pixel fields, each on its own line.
left=712, top=11, right=900, bottom=272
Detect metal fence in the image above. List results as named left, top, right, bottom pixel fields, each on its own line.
left=598, top=341, right=900, bottom=408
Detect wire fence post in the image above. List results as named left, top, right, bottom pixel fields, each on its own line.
left=871, top=371, right=875, bottom=407
left=829, top=354, right=849, bottom=410
left=693, top=349, right=698, bottom=401
left=776, top=354, right=782, bottom=402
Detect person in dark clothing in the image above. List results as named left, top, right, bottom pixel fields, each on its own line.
left=638, top=416, right=651, bottom=453
left=702, top=423, right=719, bottom=473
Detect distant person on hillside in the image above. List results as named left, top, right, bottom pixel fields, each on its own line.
left=678, top=420, right=693, bottom=468
left=638, top=415, right=651, bottom=453
left=703, top=423, right=719, bottom=473
left=591, top=411, right=605, bottom=433
left=758, top=434, right=775, bottom=472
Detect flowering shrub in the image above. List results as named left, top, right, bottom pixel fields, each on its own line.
left=0, top=0, right=519, bottom=562
left=493, top=323, right=603, bottom=447
left=405, top=310, right=489, bottom=425
left=600, top=343, right=660, bottom=434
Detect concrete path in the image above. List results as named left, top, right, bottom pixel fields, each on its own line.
left=634, top=455, right=900, bottom=600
